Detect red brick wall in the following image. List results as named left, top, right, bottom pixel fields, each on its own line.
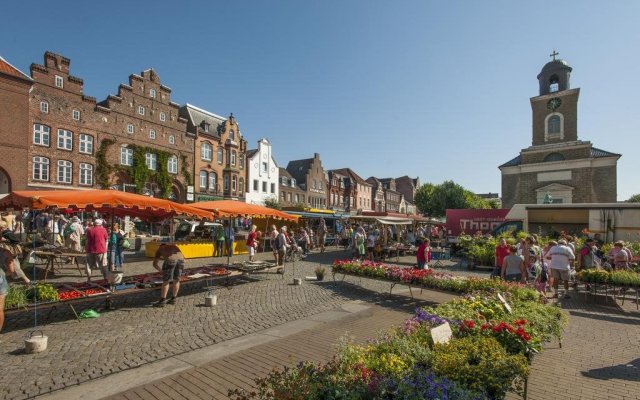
left=0, top=75, right=31, bottom=192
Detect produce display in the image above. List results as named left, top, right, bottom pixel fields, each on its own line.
left=4, top=265, right=232, bottom=310
left=230, top=284, right=565, bottom=400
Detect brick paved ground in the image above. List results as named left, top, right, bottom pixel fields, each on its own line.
left=4, top=245, right=639, bottom=400
left=1, top=248, right=443, bottom=400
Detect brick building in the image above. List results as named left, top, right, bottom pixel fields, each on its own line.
left=378, top=178, right=403, bottom=212
left=24, top=52, right=194, bottom=201
left=366, top=177, right=386, bottom=212
left=395, top=176, right=420, bottom=205
left=278, top=167, right=306, bottom=206
left=97, top=68, right=194, bottom=201
left=499, top=55, right=620, bottom=208
left=327, top=170, right=348, bottom=211
left=329, top=168, right=373, bottom=213
left=0, top=56, right=32, bottom=193
left=286, top=153, right=327, bottom=209
left=180, top=104, right=247, bottom=201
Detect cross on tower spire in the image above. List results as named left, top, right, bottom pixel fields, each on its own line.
left=550, top=49, right=559, bottom=61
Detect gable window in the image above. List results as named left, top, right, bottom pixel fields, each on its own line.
left=138, top=105, right=145, bottom=116
left=199, top=171, right=207, bottom=189
left=57, top=160, right=72, bottom=183
left=261, top=162, right=267, bottom=173
left=201, top=142, right=212, bottom=161
left=79, top=134, right=93, bottom=154
left=55, top=75, right=64, bottom=88
left=57, top=129, right=73, bottom=150
left=159, top=112, right=166, bottom=122
left=169, top=135, right=175, bottom=145
left=253, top=180, right=259, bottom=191
left=120, top=147, right=133, bottom=166
left=150, top=89, right=156, bottom=98
left=229, top=129, right=235, bottom=140
left=231, top=150, right=237, bottom=166
left=209, top=172, right=217, bottom=191
left=168, top=155, right=178, bottom=174
left=32, top=156, right=49, bottom=181
left=312, top=179, right=317, bottom=190
left=217, top=147, right=223, bottom=164
left=33, top=124, right=50, bottom=146
left=79, top=163, right=93, bottom=186
left=72, top=109, right=80, bottom=121
left=149, top=129, right=156, bottom=140
left=40, top=101, right=49, bottom=113
left=127, top=124, right=134, bottom=134
left=145, top=152, right=157, bottom=170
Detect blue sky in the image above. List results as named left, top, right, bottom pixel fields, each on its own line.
left=2, top=1, right=639, bottom=199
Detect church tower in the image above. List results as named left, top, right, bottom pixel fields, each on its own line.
left=499, top=52, right=620, bottom=209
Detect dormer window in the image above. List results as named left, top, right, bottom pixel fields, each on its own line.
left=203, top=121, right=210, bottom=132
left=291, top=178, right=296, bottom=187
left=229, top=130, right=235, bottom=140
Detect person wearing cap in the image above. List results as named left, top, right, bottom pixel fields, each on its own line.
left=577, top=238, right=599, bottom=270
left=85, top=218, right=109, bottom=281
left=545, top=239, right=575, bottom=298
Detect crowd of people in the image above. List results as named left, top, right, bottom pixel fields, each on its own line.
left=494, top=233, right=635, bottom=300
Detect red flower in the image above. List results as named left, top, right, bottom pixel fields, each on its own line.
left=463, top=320, right=476, bottom=329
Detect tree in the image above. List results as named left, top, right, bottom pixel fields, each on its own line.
left=415, top=181, right=499, bottom=217
left=626, top=194, right=640, bottom=203
left=263, top=197, right=282, bottom=210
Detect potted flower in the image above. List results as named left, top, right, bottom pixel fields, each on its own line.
left=315, top=266, right=326, bottom=281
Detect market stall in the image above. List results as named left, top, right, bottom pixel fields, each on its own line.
left=148, top=200, right=300, bottom=260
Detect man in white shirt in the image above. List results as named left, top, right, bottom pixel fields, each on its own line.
left=546, top=239, right=575, bottom=299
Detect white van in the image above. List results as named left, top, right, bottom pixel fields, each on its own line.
left=174, top=220, right=222, bottom=241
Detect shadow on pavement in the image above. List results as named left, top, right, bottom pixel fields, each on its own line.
left=582, top=358, right=640, bottom=381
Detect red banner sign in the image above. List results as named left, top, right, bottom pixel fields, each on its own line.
left=445, top=209, right=510, bottom=236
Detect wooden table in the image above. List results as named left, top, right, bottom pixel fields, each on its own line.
left=33, top=251, right=84, bottom=280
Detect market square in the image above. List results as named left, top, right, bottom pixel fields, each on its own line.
left=2, top=2, right=640, bottom=400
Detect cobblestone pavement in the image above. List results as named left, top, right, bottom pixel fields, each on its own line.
left=1, top=248, right=455, bottom=400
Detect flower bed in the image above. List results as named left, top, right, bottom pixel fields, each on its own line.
left=332, top=260, right=538, bottom=301
left=232, top=269, right=566, bottom=400
left=577, top=268, right=640, bottom=288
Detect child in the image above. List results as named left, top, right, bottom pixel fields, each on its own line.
left=532, top=251, right=548, bottom=303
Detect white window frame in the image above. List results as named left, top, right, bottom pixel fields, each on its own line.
left=159, top=112, right=166, bottom=122
left=231, top=150, right=237, bottom=167
left=209, top=173, right=217, bottom=190
left=149, top=129, right=156, bottom=140
left=169, top=135, right=175, bottom=145
left=40, top=101, right=49, bottom=113
left=79, top=163, right=93, bottom=186
left=55, top=75, right=64, bottom=88
left=168, top=155, right=178, bottom=174
left=72, top=109, right=80, bottom=121
left=149, top=88, right=156, bottom=98
left=224, top=175, right=229, bottom=191
left=57, top=160, right=72, bottom=184
left=199, top=171, right=207, bottom=189
left=33, top=124, right=50, bottom=146
left=261, top=162, right=267, bottom=173
left=120, top=147, right=133, bottom=166
left=32, top=156, right=49, bottom=181
left=138, top=105, right=145, bottom=116
left=127, top=124, right=134, bottom=134
left=145, top=153, right=157, bottom=170
left=239, top=154, right=244, bottom=169
left=544, top=112, right=564, bottom=141
left=217, top=148, right=223, bottom=164
left=79, top=134, right=93, bottom=154
left=57, top=129, right=73, bottom=150
left=232, top=175, right=237, bottom=191
left=201, top=142, right=212, bottom=161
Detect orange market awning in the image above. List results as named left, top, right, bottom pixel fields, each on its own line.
left=0, top=190, right=212, bottom=220
left=191, top=200, right=299, bottom=222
